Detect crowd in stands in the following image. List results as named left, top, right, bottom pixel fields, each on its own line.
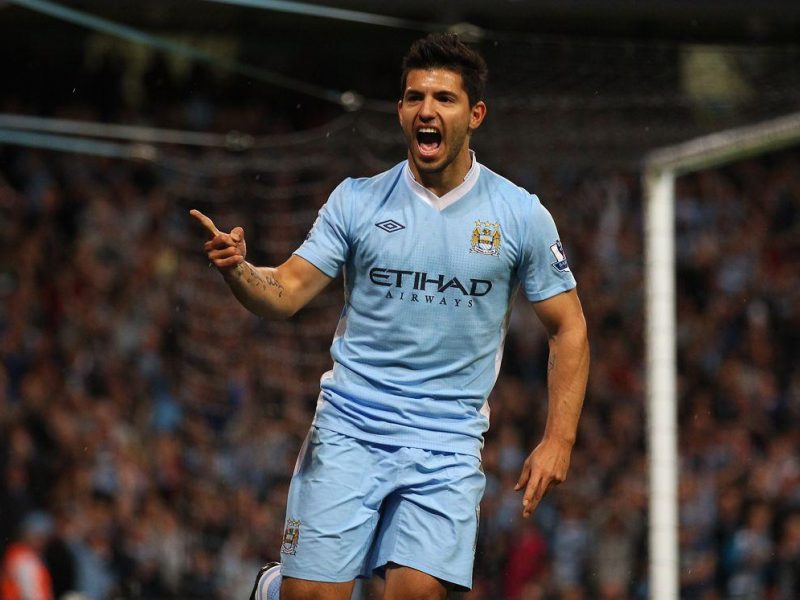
left=1, top=55, right=799, bottom=600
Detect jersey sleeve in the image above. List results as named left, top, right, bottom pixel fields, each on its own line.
left=517, top=194, right=577, bottom=302
left=293, top=179, right=353, bottom=278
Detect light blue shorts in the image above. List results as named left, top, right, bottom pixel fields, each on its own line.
left=279, top=426, right=485, bottom=590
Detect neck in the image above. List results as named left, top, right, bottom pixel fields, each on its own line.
left=407, top=146, right=472, bottom=197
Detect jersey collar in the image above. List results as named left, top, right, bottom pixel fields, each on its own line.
left=403, top=151, right=481, bottom=211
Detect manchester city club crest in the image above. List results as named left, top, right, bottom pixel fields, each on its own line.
left=281, top=519, right=301, bottom=555
left=470, top=221, right=501, bottom=256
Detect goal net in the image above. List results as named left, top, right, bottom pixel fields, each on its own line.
left=644, top=113, right=800, bottom=599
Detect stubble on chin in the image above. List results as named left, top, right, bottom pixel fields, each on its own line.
left=413, top=157, right=447, bottom=175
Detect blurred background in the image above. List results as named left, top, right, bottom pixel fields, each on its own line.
left=0, top=1, right=798, bottom=599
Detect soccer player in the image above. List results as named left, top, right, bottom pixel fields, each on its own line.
left=192, top=33, right=589, bottom=600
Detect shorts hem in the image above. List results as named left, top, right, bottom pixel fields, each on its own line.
left=373, top=557, right=472, bottom=591
left=280, top=565, right=360, bottom=584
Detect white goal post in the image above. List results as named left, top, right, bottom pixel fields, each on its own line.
left=643, top=111, right=800, bottom=600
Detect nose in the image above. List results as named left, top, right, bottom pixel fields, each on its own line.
left=418, top=95, right=435, bottom=121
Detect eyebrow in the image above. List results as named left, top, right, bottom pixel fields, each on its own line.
left=403, top=87, right=461, bottom=97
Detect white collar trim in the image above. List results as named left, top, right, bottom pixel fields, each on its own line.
left=403, top=151, right=480, bottom=211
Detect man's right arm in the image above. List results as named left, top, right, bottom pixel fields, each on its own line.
left=223, top=256, right=333, bottom=319
left=191, top=209, right=333, bottom=320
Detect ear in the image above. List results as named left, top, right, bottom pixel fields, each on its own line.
left=469, top=101, right=487, bottom=131
left=397, top=99, right=404, bottom=128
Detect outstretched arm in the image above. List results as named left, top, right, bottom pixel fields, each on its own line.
left=191, top=209, right=333, bottom=319
left=514, top=288, right=589, bottom=517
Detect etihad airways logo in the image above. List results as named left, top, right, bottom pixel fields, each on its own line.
left=369, top=267, right=492, bottom=308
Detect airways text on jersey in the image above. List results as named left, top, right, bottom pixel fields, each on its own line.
left=369, top=266, right=492, bottom=308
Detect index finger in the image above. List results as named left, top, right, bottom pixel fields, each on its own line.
left=522, top=472, right=548, bottom=517
left=189, top=209, right=221, bottom=238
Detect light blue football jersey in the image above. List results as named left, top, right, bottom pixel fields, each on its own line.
left=294, top=155, right=576, bottom=457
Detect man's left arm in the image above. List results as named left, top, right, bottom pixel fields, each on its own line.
left=514, top=288, right=589, bottom=517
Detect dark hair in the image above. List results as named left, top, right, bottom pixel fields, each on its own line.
left=400, top=33, right=488, bottom=106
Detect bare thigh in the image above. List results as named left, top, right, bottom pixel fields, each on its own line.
left=383, top=564, right=449, bottom=600
left=280, top=576, right=356, bottom=600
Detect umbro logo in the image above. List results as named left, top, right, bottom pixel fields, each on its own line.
left=375, top=219, right=405, bottom=233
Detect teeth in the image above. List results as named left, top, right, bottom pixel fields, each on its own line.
left=418, top=127, right=439, bottom=133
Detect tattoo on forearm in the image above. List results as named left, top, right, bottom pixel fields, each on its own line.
left=548, top=353, right=556, bottom=372
left=233, top=263, right=284, bottom=297
left=264, top=275, right=284, bottom=297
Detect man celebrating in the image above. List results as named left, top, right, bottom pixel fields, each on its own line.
left=193, top=33, right=589, bottom=600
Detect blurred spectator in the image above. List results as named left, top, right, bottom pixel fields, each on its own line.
left=503, top=520, right=548, bottom=600
left=589, top=510, right=636, bottom=599
left=1, top=512, right=55, bottom=600
left=551, top=498, right=588, bottom=594
left=726, top=502, right=774, bottom=599
left=43, top=511, right=78, bottom=599
left=775, top=512, right=800, bottom=599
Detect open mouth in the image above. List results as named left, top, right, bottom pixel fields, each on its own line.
left=416, top=127, right=442, bottom=155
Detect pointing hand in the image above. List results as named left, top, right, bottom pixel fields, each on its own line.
left=190, top=209, right=247, bottom=273
left=514, top=437, right=572, bottom=518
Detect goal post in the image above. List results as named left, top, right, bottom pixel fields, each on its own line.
left=642, top=111, right=800, bottom=600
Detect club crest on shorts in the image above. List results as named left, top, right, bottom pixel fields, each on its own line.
left=470, top=221, right=501, bottom=256
left=281, top=519, right=301, bottom=555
